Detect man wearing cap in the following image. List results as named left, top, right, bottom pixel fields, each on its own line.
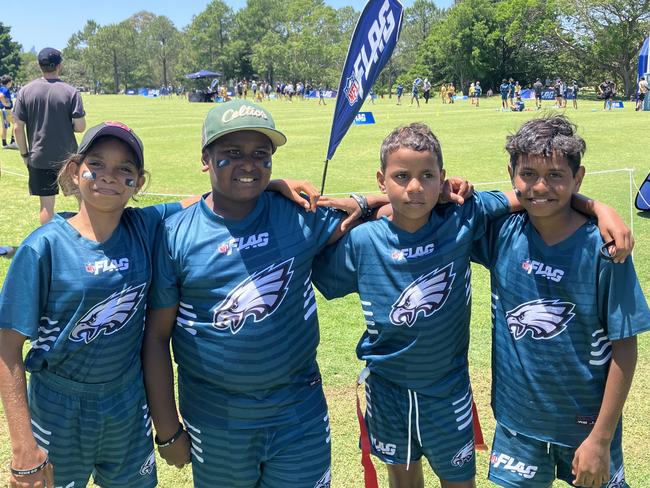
left=12, top=47, right=86, bottom=225
left=143, top=99, right=372, bottom=487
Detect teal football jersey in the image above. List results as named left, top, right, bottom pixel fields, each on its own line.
left=0, top=204, right=181, bottom=383
left=312, top=191, right=510, bottom=395
left=472, top=213, right=650, bottom=446
left=150, top=192, right=342, bottom=428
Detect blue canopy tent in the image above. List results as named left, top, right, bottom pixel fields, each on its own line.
left=185, top=69, right=222, bottom=79
left=185, top=70, right=223, bottom=102
left=636, top=173, right=650, bottom=212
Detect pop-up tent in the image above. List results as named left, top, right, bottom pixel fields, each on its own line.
left=636, top=173, right=650, bottom=211
left=185, top=70, right=222, bottom=79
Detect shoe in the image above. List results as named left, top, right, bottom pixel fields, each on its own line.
left=5, top=142, right=18, bottom=150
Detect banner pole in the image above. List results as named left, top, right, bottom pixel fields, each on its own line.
left=320, top=159, right=330, bottom=195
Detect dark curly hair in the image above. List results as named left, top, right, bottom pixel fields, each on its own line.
left=506, top=115, right=586, bottom=175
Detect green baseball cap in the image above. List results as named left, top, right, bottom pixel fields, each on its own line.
left=201, top=100, right=287, bottom=152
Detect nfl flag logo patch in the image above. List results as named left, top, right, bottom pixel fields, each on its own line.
left=344, top=74, right=360, bottom=106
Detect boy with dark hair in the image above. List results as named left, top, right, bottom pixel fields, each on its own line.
left=143, top=99, right=392, bottom=488
left=314, top=122, right=513, bottom=488
left=472, top=115, right=649, bottom=488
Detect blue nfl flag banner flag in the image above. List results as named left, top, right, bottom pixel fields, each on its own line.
left=638, top=36, right=649, bottom=83
left=321, top=0, right=403, bottom=192
left=636, top=173, right=650, bottom=211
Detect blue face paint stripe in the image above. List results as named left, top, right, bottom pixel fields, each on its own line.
left=263, top=161, right=272, bottom=169
left=81, top=170, right=96, bottom=180
left=125, top=178, right=137, bottom=188
left=216, top=159, right=230, bottom=168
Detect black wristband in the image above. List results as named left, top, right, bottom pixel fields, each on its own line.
left=155, top=423, right=185, bottom=448
left=10, top=457, right=49, bottom=476
left=350, top=193, right=372, bottom=220
left=20, top=153, right=29, bottom=158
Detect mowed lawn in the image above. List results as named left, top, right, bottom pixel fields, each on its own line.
left=0, top=94, right=648, bottom=487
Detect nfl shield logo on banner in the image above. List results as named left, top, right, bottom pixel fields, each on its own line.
left=344, top=75, right=361, bottom=106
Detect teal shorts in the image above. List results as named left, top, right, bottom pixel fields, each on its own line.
left=489, top=423, right=628, bottom=487
left=28, top=369, right=156, bottom=488
left=364, top=372, right=477, bottom=482
left=182, top=408, right=331, bottom=488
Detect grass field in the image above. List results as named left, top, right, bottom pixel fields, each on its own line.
left=0, top=93, right=648, bottom=487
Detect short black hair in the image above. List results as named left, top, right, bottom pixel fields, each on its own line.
left=0, top=75, right=12, bottom=85
left=506, top=115, right=586, bottom=175
left=380, top=123, right=443, bottom=173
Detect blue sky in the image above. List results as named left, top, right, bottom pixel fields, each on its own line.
left=7, top=0, right=453, bottom=53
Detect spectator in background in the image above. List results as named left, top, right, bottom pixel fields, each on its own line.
left=440, top=83, right=447, bottom=104
left=599, top=79, right=614, bottom=110
left=469, top=82, right=476, bottom=105
left=12, top=48, right=86, bottom=225
left=0, top=75, right=16, bottom=149
left=474, top=81, right=482, bottom=107
left=636, top=77, right=648, bottom=111
left=410, top=77, right=421, bottom=107
left=499, top=79, right=510, bottom=110
left=508, top=78, right=515, bottom=110
left=396, top=83, right=403, bottom=105
left=447, top=82, right=455, bottom=104
left=423, top=78, right=431, bottom=104
left=554, top=78, right=564, bottom=108
left=533, top=77, right=543, bottom=109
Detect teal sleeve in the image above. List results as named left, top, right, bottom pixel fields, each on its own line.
left=148, top=225, right=180, bottom=309
left=469, top=191, right=510, bottom=267
left=135, top=203, right=183, bottom=250
left=0, top=245, right=49, bottom=339
left=598, top=257, right=650, bottom=341
left=310, top=206, right=344, bottom=252
left=312, top=232, right=358, bottom=299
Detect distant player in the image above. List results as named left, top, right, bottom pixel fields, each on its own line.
left=472, top=115, right=646, bottom=488
left=474, top=81, right=482, bottom=107
left=410, top=78, right=421, bottom=107
left=499, top=79, right=510, bottom=110
left=533, top=78, right=543, bottom=109
left=0, top=75, right=16, bottom=149
left=636, top=76, right=648, bottom=111
left=396, top=83, right=403, bottom=105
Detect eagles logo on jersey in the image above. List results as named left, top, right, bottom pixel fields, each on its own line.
left=451, top=440, right=474, bottom=467
left=314, top=468, right=331, bottom=488
left=213, top=258, right=294, bottom=334
left=139, top=450, right=156, bottom=476
left=389, top=263, right=455, bottom=327
left=505, top=299, right=575, bottom=340
left=606, top=465, right=625, bottom=488
left=69, top=283, right=146, bottom=344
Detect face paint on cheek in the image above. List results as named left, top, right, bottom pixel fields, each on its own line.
left=263, top=161, right=272, bottom=169
left=81, top=170, right=96, bottom=181
left=215, top=159, right=230, bottom=168
left=124, top=178, right=137, bottom=188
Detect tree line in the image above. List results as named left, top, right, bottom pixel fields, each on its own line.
left=1, top=0, right=648, bottom=97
